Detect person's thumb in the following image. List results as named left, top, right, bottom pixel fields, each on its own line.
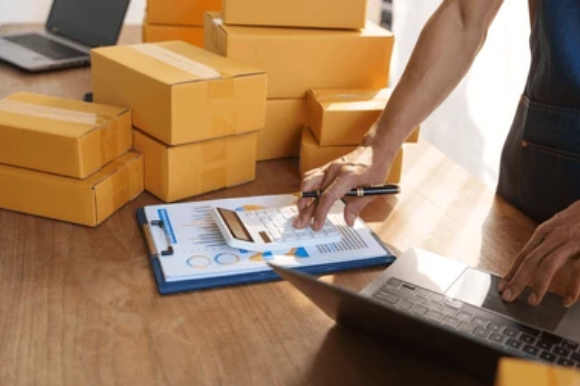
left=343, top=197, right=376, bottom=226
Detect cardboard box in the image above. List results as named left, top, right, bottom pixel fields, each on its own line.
left=223, top=0, right=366, bottom=30
left=300, top=127, right=404, bottom=183
left=143, top=23, right=204, bottom=48
left=92, top=41, right=267, bottom=146
left=307, top=89, right=421, bottom=146
left=133, top=129, right=257, bottom=202
left=205, top=13, right=394, bottom=99
left=146, top=0, right=221, bottom=26
left=495, top=358, right=580, bottom=386
left=257, top=99, right=306, bottom=161
left=0, top=92, right=131, bottom=179
left=0, top=152, right=144, bottom=227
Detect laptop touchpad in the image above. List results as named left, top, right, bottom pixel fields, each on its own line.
left=445, top=268, right=568, bottom=332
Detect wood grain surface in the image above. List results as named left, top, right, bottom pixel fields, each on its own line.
left=0, top=24, right=554, bottom=386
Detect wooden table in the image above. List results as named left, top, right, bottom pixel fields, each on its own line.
left=0, top=24, right=562, bottom=386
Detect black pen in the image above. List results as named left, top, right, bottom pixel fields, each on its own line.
left=293, top=184, right=400, bottom=198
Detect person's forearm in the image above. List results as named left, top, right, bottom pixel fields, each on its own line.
left=367, top=0, right=503, bottom=155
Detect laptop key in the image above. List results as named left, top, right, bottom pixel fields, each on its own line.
left=441, top=305, right=460, bottom=316
left=540, top=332, right=563, bottom=345
left=382, top=287, right=414, bottom=301
left=442, top=316, right=459, bottom=328
left=429, top=293, right=445, bottom=303
left=458, top=322, right=475, bottom=333
left=557, top=358, right=575, bottom=367
left=523, top=345, right=540, bottom=357
left=457, top=312, right=473, bottom=322
left=415, top=288, right=432, bottom=298
left=562, top=340, right=579, bottom=351
left=472, top=317, right=489, bottom=328
left=411, top=305, right=428, bottom=316
left=473, top=327, right=490, bottom=338
left=553, top=346, right=570, bottom=358
left=570, top=352, right=580, bottom=362
left=374, top=291, right=399, bottom=305
left=502, top=328, right=520, bottom=339
left=386, top=277, right=403, bottom=288
left=426, top=310, right=444, bottom=322
left=490, top=333, right=507, bottom=344
left=488, top=323, right=501, bottom=332
left=536, top=340, right=554, bottom=351
left=425, top=301, right=443, bottom=311
left=409, top=295, right=428, bottom=305
left=396, top=300, right=413, bottom=311
left=506, top=339, right=523, bottom=350
left=539, top=351, right=557, bottom=363
left=518, top=334, right=536, bottom=344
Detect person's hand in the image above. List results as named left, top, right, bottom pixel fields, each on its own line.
left=499, top=200, right=580, bottom=307
left=293, top=144, right=393, bottom=232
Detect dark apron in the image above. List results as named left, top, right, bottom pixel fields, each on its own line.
left=497, top=0, right=580, bottom=223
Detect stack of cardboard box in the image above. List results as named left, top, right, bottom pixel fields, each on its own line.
left=91, top=41, right=267, bottom=203
left=0, top=93, right=144, bottom=226
left=204, top=0, right=414, bottom=183
left=143, top=0, right=221, bottom=48
left=303, top=88, right=421, bottom=181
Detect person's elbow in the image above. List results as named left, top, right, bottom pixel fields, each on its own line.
left=457, top=0, right=504, bottom=34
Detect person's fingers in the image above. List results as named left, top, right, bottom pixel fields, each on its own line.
left=343, top=197, right=376, bottom=227
left=312, top=171, right=358, bottom=231
left=297, top=169, right=326, bottom=211
left=320, top=162, right=344, bottom=191
left=499, top=223, right=550, bottom=292
left=293, top=199, right=317, bottom=229
left=564, top=258, right=580, bottom=307
left=502, top=232, right=565, bottom=302
left=527, top=242, right=575, bottom=305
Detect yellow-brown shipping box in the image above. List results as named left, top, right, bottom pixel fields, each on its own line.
left=134, top=129, right=257, bottom=202
left=0, top=92, right=131, bottom=179
left=257, top=99, right=306, bottom=161
left=495, top=358, right=580, bottom=386
left=300, top=127, right=403, bottom=183
left=92, top=41, right=267, bottom=146
left=146, top=0, right=221, bottom=26
left=307, top=89, right=421, bottom=146
left=143, top=23, right=204, bottom=48
left=0, top=152, right=143, bottom=227
left=205, top=13, right=394, bottom=99
left=223, top=0, right=366, bottom=30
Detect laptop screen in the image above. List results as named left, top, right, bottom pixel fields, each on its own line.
left=45, top=0, right=130, bottom=48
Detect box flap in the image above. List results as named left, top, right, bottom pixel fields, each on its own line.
left=311, top=89, right=392, bottom=110
left=92, top=41, right=265, bottom=86
left=210, top=13, right=393, bottom=38
left=0, top=92, right=128, bottom=138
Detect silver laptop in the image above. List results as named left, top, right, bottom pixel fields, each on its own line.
left=0, top=0, right=130, bottom=72
left=270, top=248, right=580, bottom=381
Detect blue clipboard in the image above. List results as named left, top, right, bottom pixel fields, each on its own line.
left=137, top=208, right=396, bottom=295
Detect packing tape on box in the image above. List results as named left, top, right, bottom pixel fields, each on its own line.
left=200, top=138, right=229, bottom=189
left=132, top=44, right=222, bottom=80
left=98, top=120, right=120, bottom=165
left=0, top=100, right=106, bottom=125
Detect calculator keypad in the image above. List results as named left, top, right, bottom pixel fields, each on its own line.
left=238, top=206, right=341, bottom=243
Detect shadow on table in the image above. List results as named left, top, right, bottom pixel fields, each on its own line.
left=294, top=326, right=486, bottom=386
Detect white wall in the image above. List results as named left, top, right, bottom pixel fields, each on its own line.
left=392, top=0, right=531, bottom=186
left=0, top=0, right=146, bottom=24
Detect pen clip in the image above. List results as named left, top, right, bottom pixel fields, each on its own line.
left=149, top=220, right=175, bottom=257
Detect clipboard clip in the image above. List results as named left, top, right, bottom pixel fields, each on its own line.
left=143, top=220, right=175, bottom=258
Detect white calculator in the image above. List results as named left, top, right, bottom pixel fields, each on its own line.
left=210, top=205, right=343, bottom=252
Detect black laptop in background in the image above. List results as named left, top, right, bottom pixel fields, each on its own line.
left=0, top=0, right=130, bottom=72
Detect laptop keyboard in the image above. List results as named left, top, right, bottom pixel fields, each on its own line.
left=373, top=277, right=580, bottom=368
left=4, top=33, right=86, bottom=60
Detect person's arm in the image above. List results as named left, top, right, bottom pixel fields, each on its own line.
left=295, top=0, right=505, bottom=231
